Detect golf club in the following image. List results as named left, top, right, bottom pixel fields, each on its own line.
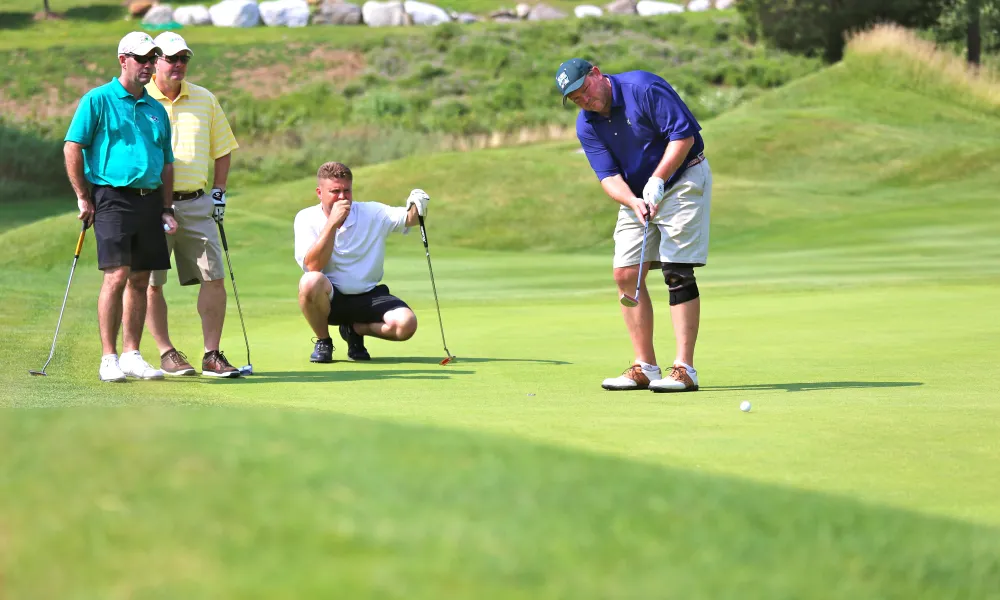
left=417, top=214, right=456, bottom=365
left=215, top=219, right=253, bottom=376
left=620, top=208, right=652, bottom=308
left=30, top=221, right=89, bottom=377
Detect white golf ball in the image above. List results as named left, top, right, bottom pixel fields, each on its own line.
left=740, top=401, right=751, bottom=412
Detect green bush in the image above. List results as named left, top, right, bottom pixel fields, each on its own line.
left=739, top=0, right=948, bottom=61
left=934, top=0, right=1000, bottom=53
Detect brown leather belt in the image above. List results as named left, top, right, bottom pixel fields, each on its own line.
left=173, top=189, right=204, bottom=202
left=686, top=152, right=706, bottom=168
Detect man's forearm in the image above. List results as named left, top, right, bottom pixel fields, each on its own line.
left=63, top=143, right=90, bottom=200
left=303, top=225, right=338, bottom=272
left=161, top=163, right=174, bottom=208
left=213, top=153, right=231, bottom=190
left=404, top=204, right=419, bottom=227
left=601, top=175, right=639, bottom=207
left=651, top=137, right=695, bottom=182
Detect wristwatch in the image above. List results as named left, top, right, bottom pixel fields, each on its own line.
left=162, top=207, right=175, bottom=216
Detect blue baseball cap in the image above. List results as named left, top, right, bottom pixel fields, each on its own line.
left=555, top=58, right=593, bottom=106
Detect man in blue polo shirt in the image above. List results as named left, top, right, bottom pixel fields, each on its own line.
left=64, top=31, right=178, bottom=383
left=556, top=58, right=713, bottom=393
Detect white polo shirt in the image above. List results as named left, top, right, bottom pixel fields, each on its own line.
left=294, top=201, right=408, bottom=295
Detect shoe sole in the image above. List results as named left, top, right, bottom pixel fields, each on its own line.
left=601, top=384, right=649, bottom=391
left=650, top=386, right=699, bottom=393
left=99, top=376, right=127, bottom=383
left=163, top=369, right=197, bottom=377
left=310, top=357, right=333, bottom=363
left=201, top=371, right=241, bottom=378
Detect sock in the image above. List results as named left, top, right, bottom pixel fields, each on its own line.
left=674, top=361, right=695, bottom=373
left=637, top=361, right=659, bottom=373
left=102, top=353, right=117, bottom=360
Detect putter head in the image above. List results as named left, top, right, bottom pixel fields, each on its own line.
left=619, top=293, right=639, bottom=308
left=440, top=356, right=456, bottom=366
left=239, top=365, right=253, bottom=376
left=28, top=370, right=47, bottom=377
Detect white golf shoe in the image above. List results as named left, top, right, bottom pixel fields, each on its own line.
left=649, top=363, right=699, bottom=393
left=118, top=351, right=165, bottom=380
left=99, top=354, right=127, bottom=383
left=601, top=363, right=662, bottom=391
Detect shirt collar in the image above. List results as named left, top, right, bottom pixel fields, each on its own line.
left=146, top=77, right=190, bottom=101
left=583, top=75, right=624, bottom=122
left=112, top=77, right=150, bottom=103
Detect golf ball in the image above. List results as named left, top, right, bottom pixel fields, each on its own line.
left=740, top=401, right=751, bottom=412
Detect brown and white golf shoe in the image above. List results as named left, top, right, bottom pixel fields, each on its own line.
left=601, top=363, right=662, bottom=391
left=202, top=350, right=241, bottom=378
left=160, top=348, right=196, bottom=376
left=649, top=364, right=699, bottom=393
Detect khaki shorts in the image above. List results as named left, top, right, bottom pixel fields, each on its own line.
left=613, top=160, right=713, bottom=268
left=150, top=192, right=225, bottom=287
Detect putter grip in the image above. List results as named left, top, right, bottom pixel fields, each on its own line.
left=218, top=221, right=229, bottom=251
left=417, top=215, right=428, bottom=247
left=74, top=229, right=87, bottom=257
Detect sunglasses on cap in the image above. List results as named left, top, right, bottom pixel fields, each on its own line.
left=161, top=54, right=191, bottom=65
left=126, top=52, right=161, bottom=64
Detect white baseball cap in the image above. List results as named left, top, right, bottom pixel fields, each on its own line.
left=153, top=32, right=193, bottom=57
left=117, top=31, right=159, bottom=57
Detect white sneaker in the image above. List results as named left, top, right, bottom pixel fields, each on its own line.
left=601, top=363, right=662, bottom=391
left=118, top=351, right=165, bottom=380
left=649, top=363, right=699, bottom=393
left=99, top=354, right=127, bottom=382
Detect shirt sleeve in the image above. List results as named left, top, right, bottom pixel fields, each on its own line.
left=577, top=114, right=619, bottom=181
left=646, top=80, right=701, bottom=141
left=65, top=92, right=97, bottom=146
left=209, top=93, right=240, bottom=160
left=293, top=210, right=319, bottom=271
left=380, top=203, right=409, bottom=234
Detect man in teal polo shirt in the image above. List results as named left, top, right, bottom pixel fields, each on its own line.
left=64, top=31, right=178, bottom=383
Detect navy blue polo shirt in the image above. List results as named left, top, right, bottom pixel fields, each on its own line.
left=576, top=71, right=704, bottom=197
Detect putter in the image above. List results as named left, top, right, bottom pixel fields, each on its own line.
left=620, top=209, right=652, bottom=308
left=215, top=219, right=253, bottom=376
left=30, top=222, right=89, bottom=377
left=417, top=215, right=456, bottom=365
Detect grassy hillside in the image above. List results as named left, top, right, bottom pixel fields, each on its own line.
left=2, top=26, right=999, bottom=598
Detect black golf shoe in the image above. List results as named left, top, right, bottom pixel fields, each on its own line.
left=310, top=337, right=334, bottom=363
left=339, top=324, right=371, bottom=361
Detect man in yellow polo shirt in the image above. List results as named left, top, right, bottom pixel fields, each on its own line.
left=145, top=32, right=242, bottom=378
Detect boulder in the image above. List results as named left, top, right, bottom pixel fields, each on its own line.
left=574, top=4, right=603, bottom=17
left=527, top=3, right=566, bottom=20
left=313, top=0, right=362, bottom=24
left=715, top=0, right=734, bottom=8
left=604, top=0, right=637, bottom=14
left=141, top=3, right=174, bottom=24
left=361, top=0, right=411, bottom=26
left=127, top=0, right=155, bottom=17
left=686, top=0, right=710, bottom=11
left=635, top=0, right=683, bottom=15
left=174, top=4, right=212, bottom=24
left=452, top=11, right=479, bottom=22
left=209, top=0, right=261, bottom=26
left=404, top=0, right=450, bottom=25
left=515, top=3, right=531, bottom=18
left=259, top=0, right=310, bottom=26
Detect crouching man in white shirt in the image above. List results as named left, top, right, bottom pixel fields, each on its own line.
left=294, top=161, right=429, bottom=363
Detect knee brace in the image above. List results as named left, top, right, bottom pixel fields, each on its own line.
left=661, top=263, right=699, bottom=306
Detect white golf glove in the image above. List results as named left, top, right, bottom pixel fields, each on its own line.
left=405, top=189, right=430, bottom=217
left=210, top=188, right=226, bottom=223
left=643, top=176, right=665, bottom=208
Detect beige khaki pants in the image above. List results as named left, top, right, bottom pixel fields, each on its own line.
left=613, top=160, right=713, bottom=268
left=150, top=192, right=225, bottom=287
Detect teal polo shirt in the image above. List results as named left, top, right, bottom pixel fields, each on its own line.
left=65, top=78, right=174, bottom=190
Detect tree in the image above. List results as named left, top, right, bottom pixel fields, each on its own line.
left=968, top=0, right=982, bottom=64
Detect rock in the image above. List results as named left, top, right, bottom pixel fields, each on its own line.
left=715, top=0, right=734, bottom=8
left=452, top=11, right=479, bottom=22
left=635, top=0, right=684, bottom=16
left=361, top=0, right=411, bottom=26
left=209, top=0, right=261, bottom=26
left=404, top=0, right=450, bottom=25
left=687, top=0, right=710, bottom=11
left=604, top=0, right=637, bottom=14
left=527, top=3, right=566, bottom=20
left=574, top=4, right=603, bottom=17
left=515, top=3, right=531, bottom=18
left=141, top=3, right=174, bottom=24
left=174, top=4, right=212, bottom=25
left=489, top=8, right=517, bottom=18
left=313, top=0, right=362, bottom=24
left=259, top=0, right=310, bottom=26
left=492, top=14, right=519, bottom=22
left=127, top=0, right=155, bottom=17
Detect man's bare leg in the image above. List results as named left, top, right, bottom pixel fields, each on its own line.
left=614, top=264, right=656, bottom=366
left=198, top=278, right=226, bottom=353
left=122, top=271, right=151, bottom=353
left=146, top=284, right=174, bottom=355
left=298, top=272, right=332, bottom=339
left=99, top=266, right=130, bottom=355
left=353, top=307, right=417, bottom=341
left=671, top=297, right=700, bottom=368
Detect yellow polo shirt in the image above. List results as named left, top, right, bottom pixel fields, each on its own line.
left=146, top=78, right=239, bottom=193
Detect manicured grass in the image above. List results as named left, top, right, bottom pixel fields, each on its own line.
left=1, top=27, right=999, bottom=598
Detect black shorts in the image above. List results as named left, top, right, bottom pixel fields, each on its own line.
left=93, top=186, right=171, bottom=272
left=328, top=284, right=410, bottom=325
